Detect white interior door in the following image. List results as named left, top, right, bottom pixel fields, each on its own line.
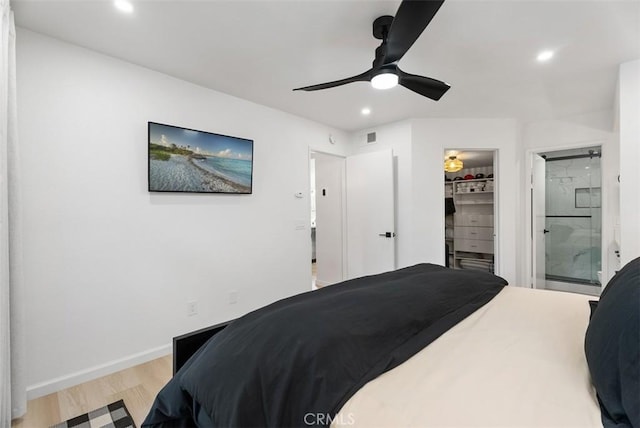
left=532, top=154, right=546, bottom=289
left=346, top=149, right=395, bottom=279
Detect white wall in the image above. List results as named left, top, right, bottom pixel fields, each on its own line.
left=411, top=119, right=521, bottom=285
left=521, top=114, right=619, bottom=283
left=618, top=60, right=640, bottom=265
left=16, top=29, right=349, bottom=397
left=348, top=119, right=519, bottom=285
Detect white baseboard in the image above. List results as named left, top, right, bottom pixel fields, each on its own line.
left=26, top=343, right=172, bottom=400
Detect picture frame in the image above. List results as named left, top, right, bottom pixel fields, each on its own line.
left=148, top=122, right=253, bottom=194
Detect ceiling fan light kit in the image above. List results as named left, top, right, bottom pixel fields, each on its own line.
left=293, top=0, right=450, bottom=101
left=371, top=69, right=399, bottom=90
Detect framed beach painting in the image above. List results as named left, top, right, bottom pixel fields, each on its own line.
left=148, top=122, right=253, bottom=194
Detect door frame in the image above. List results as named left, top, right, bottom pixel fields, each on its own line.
left=309, top=148, right=348, bottom=284
left=531, top=153, right=546, bottom=289
left=524, top=140, right=608, bottom=290
left=443, top=148, right=500, bottom=275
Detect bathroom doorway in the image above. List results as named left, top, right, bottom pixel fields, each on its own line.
left=310, top=151, right=345, bottom=289
left=534, top=146, right=602, bottom=295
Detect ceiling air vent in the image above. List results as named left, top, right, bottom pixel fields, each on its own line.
left=366, top=132, right=377, bottom=144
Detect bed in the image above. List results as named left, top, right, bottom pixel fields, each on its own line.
left=142, top=259, right=639, bottom=428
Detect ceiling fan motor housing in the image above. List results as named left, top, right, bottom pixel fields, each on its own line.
left=373, top=15, right=394, bottom=40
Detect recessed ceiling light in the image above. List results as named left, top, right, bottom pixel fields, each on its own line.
left=361, top=107, right=371, bottom=115
left=114, top=0, right=134, bottom=14
left=537, top=50, right=554, bottom=62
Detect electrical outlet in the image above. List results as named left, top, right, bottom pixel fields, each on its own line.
left=187, top=301, right=198, bottom=316
left=229, top=290, right=238, bottom=304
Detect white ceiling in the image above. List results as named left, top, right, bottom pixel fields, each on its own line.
left=12, top=0, right=640, bottom=132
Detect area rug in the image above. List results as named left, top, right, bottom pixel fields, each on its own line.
left=51, top=399, right=136, bottom=428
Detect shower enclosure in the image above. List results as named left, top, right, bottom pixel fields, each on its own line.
left=542, top=146, right=602, bottom=286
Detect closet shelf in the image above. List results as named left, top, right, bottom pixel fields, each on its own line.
left=456, top=256, right=494, bottom=261
left=456, top=190, right=494, bottom=194
left=452, top=178, right=493, bottom=183
left=455, top=201, right=494, bottom=205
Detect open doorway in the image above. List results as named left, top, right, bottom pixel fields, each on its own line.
left=444, top=150, right=497, bottom=273
left=530, top=146, right=602, bottom=296
left=310, top=149, right=396, bottom=288
left=310, top=151, right=345, bottom=289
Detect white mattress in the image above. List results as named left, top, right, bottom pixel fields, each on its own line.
left=333, top=286, right=602, bottom=427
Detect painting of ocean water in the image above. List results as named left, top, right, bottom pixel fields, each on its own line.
left=195, top=157, right=252, bottom=188
left=148, top=122, right=253, bottom=194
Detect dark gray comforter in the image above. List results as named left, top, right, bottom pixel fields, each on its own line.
left=143, top=263, right=507, bottom=427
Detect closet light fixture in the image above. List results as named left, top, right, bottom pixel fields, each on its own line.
left=444, top=156, right=463, bottom=172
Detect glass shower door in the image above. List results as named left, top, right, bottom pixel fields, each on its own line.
left=544, top=147, right=601, bottom=286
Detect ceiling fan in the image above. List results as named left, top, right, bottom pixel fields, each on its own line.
left=293, top=0, right=450, bottom=101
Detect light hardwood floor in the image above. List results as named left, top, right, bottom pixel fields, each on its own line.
left=11, top=355, right=172, bottom=428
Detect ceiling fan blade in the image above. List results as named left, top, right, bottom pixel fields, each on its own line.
left=384, top=0, right=445, bottom=64
left=398, top=68, right=450, bottom=101
left=293, top=69, right=373, bottom=91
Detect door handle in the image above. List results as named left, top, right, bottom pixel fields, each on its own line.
left=378, top=232, right=396, bottom=238
left=543, top=229, right=550, bottom=234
